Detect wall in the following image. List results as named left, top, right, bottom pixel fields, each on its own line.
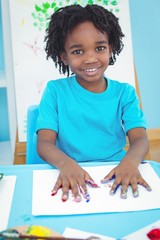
left=0, top=88, right=10, bottom=141
left=129, top=0, right=160, bottom=128
left=0, top=0, right=10, bottom=141
left=0, top=1, right=4, bottom=71
left=0, top=0, right=160, bottom=142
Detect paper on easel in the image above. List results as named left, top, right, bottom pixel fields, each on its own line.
left=123, top=220, right=160, bottom=240
left=32, top=163, right=160, bottom=216
left=63, top=227, right=115, bottom=240
left=0, top=176, right=17, bottom=231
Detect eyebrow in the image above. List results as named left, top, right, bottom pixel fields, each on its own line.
left=69, top=44, right=83, bottom=50
left=95, top=40, right=109, bottom=44
left=69, top=41, right=109, bottom=50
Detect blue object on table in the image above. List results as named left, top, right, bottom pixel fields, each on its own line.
left=26, top=105, right=45, bottom=164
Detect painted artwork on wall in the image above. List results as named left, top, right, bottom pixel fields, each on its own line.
left=8, top=0, right=135, bottom=142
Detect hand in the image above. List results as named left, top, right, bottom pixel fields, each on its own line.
left=101, top=162, right=152, bottom=199
left=51, top=161, right=94, bottom=202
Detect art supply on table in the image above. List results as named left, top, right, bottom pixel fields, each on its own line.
left=32, top=164, right=160, bottom=216
left=0, top=225, right=103, bottom=240
left=0, top=175, right=17, bottom=231
left=147, top=227, right=160, bottom=240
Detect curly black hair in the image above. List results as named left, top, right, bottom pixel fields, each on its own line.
left=45, top=4, right=124, bottom=76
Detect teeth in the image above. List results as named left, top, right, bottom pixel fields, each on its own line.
left=84, top=68, right=97, bottom=72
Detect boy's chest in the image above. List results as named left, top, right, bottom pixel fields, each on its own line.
left=57, top=94, right=122, bottom=128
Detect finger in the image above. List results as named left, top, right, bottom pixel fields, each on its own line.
left=110, top=183, right=120, bottom=195
left=61, top=191, right=69, bottom=202
left=85, top=179, right=100, bottom=188
left=80, top=181, right=88, bottom=193
left=84, top=172, right=97, bottom=187
left=133, top=188, right=139, bottom=198
left=51, top=180, right=61, bottom=196
left=120, top=188, right=128, bottom=199
left=84, top=172, right=94, bottom=181
left=73, top=193, right=82, bottom=202
left=70, top=182, right=81, bottom=202
left=101, top=174, right=115, bottom=183
left=61, top=178, right=70, bottom=201
left=139, top=179, right=152, bottom=192
left=79, top=186, right=90, bottom=202
left=120, top=179, right=130, bottom=199
left=78, top=180, right=90, bottom=202
left=130, top=180, right=139, bottom=198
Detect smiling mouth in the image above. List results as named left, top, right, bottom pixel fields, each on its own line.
left=84, top=67, right=99, bottom=72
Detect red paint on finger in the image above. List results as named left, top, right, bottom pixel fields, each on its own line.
left=62, top=198, right=67, bottom=202
left=51, top=191, right=57, bottom=196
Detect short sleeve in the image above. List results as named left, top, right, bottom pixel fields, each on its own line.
left=36, top=82, right=58, bottom=133
left=121, top=84, right=147, bottom=133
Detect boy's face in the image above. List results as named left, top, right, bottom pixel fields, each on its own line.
left=60, top=21, right=112, bottom=91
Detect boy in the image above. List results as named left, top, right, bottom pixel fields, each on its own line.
left=36, top=4, right=151, bottom=202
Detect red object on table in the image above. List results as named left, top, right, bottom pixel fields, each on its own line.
left=147, top=228, right=160, bottom=240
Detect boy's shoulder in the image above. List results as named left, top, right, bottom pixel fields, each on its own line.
left=109, top=78, right=132, bottom=86
left=47, top=76, right=72, bottom=85
left=46, top=76, right=74, bottom=89
left=108, top=78, right=134, bottom=91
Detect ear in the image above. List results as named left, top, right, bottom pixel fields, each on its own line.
left=60, top=52, right=68, bottom=66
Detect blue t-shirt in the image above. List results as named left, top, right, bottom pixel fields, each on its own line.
left=36, top=76, right=146, bottom=162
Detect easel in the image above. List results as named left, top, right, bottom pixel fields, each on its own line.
left=14, top=130, right=26, bottom=164
left=124, top=65, right=151, bottom=160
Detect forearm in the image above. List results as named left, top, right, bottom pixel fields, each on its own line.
left=122, top=137, right=149, bottom=166
left=120, top=127, right=150, bottom=168
left=37, top=140, right=76, bottom=170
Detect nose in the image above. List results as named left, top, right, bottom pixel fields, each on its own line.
left=84, top=51, right=98, bottom=64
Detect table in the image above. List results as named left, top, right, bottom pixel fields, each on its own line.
left=1, top=161, right=160, bottom=239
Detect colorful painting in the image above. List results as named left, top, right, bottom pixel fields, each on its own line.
left=8, top=0, right=135, bottom=142
left=31, top=0, right=121, bottom=31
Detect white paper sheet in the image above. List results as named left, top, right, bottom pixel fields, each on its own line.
left=123, top=220, right=160, bottom=240
left=0, top=175, right=17, bottom=231
left=63, top=227, right=115, bottom=240
left=32, top=163, right=160, bottom=216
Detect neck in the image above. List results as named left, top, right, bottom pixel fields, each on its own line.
left=76, top=77, right=107, bottom=93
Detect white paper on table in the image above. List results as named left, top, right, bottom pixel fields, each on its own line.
left=0, top=176, right=17, bottom=231
left=123, top=220, right=160, bottom=240
left=32, top=163, right=160, bottom=216
left=63, top=227, right=115, bottom=240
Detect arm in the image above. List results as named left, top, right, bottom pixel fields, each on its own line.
left=120, top=127, right=149, bottom=168
left=101, top=127, right=152, bottom=198
left=37, top=129, right=75, bottom=169
left=37, top=129, right=93, bottom=201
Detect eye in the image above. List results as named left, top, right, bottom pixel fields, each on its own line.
left=96, top=46, right=106, bottom=51
left=72, top=49, right=83, bottom=55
